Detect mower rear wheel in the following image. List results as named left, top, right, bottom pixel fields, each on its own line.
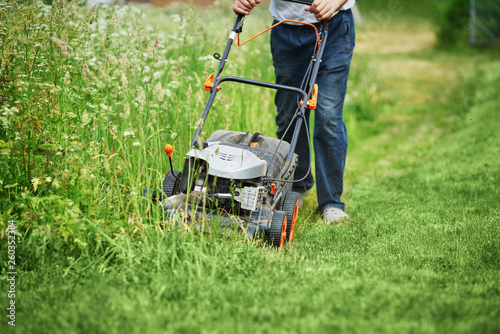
left=269, top=210, right=288, bottom=249
left=282, top=191, right=299, bottom=243
left=163, top=170, right=181, bottom=197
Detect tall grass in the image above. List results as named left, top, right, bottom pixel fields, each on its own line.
left=0, top=0, right=279, bottom=241
left=0, top=0, right=411, bottom=241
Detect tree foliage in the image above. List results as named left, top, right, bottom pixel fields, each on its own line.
left=437, top=0, right=470, bottom=47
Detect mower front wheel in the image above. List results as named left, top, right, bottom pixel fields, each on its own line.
left=163, top=170, right=182, bottom=197
left=269, top=210, right=288, bottom=249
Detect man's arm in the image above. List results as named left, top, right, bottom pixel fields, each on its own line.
left=233, top=0, right=261, bottom=15
left=305, top=0, right=348, bottom=21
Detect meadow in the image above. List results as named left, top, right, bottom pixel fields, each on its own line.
left=0, top=0, right=499, bottom=333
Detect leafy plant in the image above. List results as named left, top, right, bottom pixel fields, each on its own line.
left=436, top=0, right=470, bottom=47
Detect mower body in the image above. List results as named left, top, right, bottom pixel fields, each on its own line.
left=163, top=130, right=297, bottom=239
left=158, top=13, right=327, bottom=246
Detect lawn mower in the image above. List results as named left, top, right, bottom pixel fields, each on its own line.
left=159, top=7, right=328, bottom=249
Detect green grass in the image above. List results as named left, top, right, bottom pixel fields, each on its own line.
left=1, top=0, right=499, bottom=333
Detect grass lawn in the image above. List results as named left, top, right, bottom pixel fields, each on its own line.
left=0, top=1, right=499, bottom=333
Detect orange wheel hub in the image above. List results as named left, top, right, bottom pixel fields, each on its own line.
left=279, top=216, right=287, bottom=250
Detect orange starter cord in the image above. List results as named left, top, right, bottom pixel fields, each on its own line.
left=237, top=19, right=321, bottom=48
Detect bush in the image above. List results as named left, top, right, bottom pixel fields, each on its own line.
left=436, top=0, right=470, bottom=47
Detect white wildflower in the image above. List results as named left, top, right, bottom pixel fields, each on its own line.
left=52, top=178, right=61, bottom=188
left=172, top=14, right=182, bottom=24
left=152, top=71, right=162, bottom=80
left=136, top=86, right=145, bottom=110
left=154, top=82, right=164, bottom=101
left=198, top=55, right=216, bottom=62
left=31, top=177, right=40, bottom=191
left=0, top=117, right=9, bottom=128
left=64, top=71, right=71, bottom=85
left=82, top=111, right=91, bottom=125
left=133, top=142, right=140, bottom=146
left=123, top=131, right=135, bottom=137
left=167, top=81, right=179, bottom=89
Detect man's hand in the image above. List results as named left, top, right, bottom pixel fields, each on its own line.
left=233, top=0, right=261, bottom=15
left=304, top=0, right=348, bottom=21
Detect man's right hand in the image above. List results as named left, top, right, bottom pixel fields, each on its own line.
left=233, top=0, right=261, bottom=15
left=305, top=0, right=347, bottom=21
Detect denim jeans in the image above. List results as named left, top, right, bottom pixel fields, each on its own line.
left=270, top=10, right=355, bottom=212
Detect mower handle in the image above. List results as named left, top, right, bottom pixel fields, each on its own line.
left=190, top=14, right=245, bottom=149
left=190, top=12, right=326, bottom=150
left=282, top=0, right=328, bottom=31
left=283, top=0, right=314, bottom=5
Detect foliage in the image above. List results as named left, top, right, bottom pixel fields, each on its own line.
left=0, top=0, right=275, bottom=241
left=436, top=0, right=470, bottom=47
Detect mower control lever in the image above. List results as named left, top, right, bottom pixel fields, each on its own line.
left=164, top=144, right=180, bottom=181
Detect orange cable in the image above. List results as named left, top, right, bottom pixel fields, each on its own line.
left=237, top=20, right=320, bottom=48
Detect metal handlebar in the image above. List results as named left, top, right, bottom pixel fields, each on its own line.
left=283, top=0, right=314, bottom=5
left=282, top=0, right=328, bottom=31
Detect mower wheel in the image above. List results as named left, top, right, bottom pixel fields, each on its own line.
left=142, top=188, right=163, bottom=204
left=269, top=210, right=288, bottom=249
left=282, top=191, right=299, bottom=243
left=163, top=170, right=182, bottom=197
left=141, top=188, right=164, bottom=213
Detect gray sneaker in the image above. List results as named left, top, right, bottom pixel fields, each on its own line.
left=322, top=207, right=349, bottom=225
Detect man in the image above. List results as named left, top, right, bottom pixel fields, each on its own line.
left=233, top=0, right=355, bottom=224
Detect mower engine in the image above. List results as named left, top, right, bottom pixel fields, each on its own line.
left=163, top=130, right=296, bottom=229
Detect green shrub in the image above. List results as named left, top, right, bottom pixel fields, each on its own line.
left=436, top=0, right=470, bottom=47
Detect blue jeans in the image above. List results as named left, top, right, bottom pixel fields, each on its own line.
left=271, top=10, right=355, bottom=212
